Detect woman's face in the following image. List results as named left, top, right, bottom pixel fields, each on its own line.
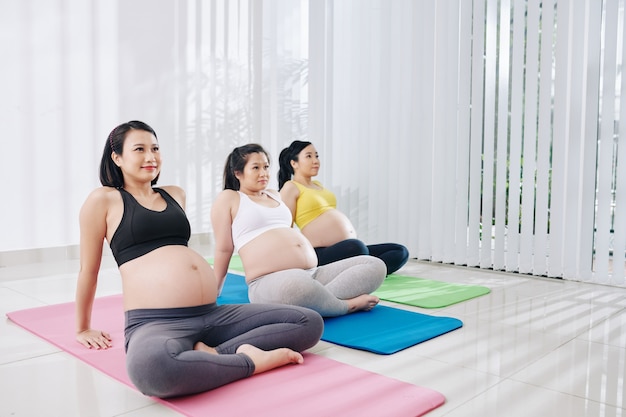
left=113, top=129, right=161, bottom=184
left=294, top=144, right=320, bottom=177
left=237, top=152, right=270, bottom=191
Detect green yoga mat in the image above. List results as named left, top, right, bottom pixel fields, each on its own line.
left=207, top=257, right=489, bottom=308
left=373, top=274, right=490, bottom=308
left=207, top=255, right=245, bottom=273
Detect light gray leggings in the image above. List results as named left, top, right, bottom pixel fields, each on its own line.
left=248, top=255, right=387, bottom=317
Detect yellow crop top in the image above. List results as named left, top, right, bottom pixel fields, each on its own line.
left=291, top=180, right=337, bottom=229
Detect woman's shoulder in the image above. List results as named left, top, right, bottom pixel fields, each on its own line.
left=279, top=181, right=301, bottom=206
left=158, top=185, right=185, bottom=200
left=281, top=180, right=301, bottom=194
left=81, top=186, right=120, bottom=214
left=85, top=186, right=119, bottom=203
left=156, top=185, right=186, bottom=208
left=214, top=189, right=240, bottom=204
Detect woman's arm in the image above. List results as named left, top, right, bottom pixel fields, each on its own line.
left=210, top=190, right=237, bottom=295
left=278, top=181, right=299, bottom=226
left=75, top=189, right=112, bottom=349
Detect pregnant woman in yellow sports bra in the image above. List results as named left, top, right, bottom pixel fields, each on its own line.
left=278, top=141, right=409, bottom=275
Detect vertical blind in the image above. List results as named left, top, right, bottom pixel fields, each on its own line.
left=3, top=0, right=626, bottom=286
left=311, top=0, right=626, bottom=286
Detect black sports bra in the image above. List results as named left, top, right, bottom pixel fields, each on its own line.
left=109, top=188, right=191, bottom=266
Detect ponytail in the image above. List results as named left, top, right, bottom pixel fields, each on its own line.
left=277, top=140, right=311, bottom=190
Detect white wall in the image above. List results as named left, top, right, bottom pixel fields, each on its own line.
left=3, top=0, right=624, bottom=285
left=0, top=0, right=311, bottom=252
left=1, top=0, right=184, bottom=251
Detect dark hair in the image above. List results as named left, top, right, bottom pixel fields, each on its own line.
left=99, top=120, right=159, bottom=188
left=278, top=140, right=312, bottom=190
left=223, top=144, right=270, bottom=190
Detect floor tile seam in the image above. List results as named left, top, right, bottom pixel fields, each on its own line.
left=0, top=349, right=65, bottom=367
left=568, top=336, right=626, bottom=353
left=489, top=319, right=590, bottom=348
left=590, top=305, right=626, bottom=323
left=0, top=261, right=81, bottom=279
left=0, top=276, right=79, bottom=290
left=0, top=291, right=52, bottom=314
left=503, top=374, right=626, bottom=409
left=432, top=292, right=581, bottom=318
left=425, top=355, right=523, bottom=381
left=569, top=307, right=626, bottom=346
left=574, top=326, right=626, bottom=349
left=424, top=320, right=580, bottom=378
left=434, top=376, right=507, bottom=416
left=503, top=337, right=590, bottom=382
left=114, top=402, right=178, bottom=417
left=450, top=302, right=623, bottom=335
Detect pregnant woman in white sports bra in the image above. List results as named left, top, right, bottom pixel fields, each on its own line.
left=211, top=144, right=386, bottom=317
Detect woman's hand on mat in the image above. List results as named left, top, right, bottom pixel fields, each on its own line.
left=77, top=329, right=112, bottom=349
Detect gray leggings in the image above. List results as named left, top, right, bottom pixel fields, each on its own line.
left=124, top=303, right=323, bottom=398
left=248, top=255, right=386, bottom=317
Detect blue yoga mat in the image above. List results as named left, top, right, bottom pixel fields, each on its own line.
left=217, top=273, right=463, bottom=354
left=217, top=273, right=250, bottom=304
left=322, top=306, right=462, bottom=354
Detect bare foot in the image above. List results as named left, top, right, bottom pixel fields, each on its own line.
left=194, top=341, right=218, bottom=354
left=236, top=344, right=304, bottom=375
left=347, top=294, right=379, bottom=313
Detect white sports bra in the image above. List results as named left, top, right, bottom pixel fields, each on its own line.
left=231, top=191, right=292, bottom=252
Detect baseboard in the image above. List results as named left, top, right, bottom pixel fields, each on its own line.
left=0, top=233, right=214, bottom=268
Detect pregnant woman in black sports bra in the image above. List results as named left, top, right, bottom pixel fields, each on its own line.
left=74, top=120, right=322, bottom=398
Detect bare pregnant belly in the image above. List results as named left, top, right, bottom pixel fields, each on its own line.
left=301, top=210, right=356, bottom=247
left=120, top=246, right=218, bottom=310
left=239, top=228, right=318, bottom=281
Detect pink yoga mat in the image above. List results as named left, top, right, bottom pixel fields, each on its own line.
left=7, top=295, right=445, bottom=417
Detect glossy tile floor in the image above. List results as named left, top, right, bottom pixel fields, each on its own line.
left=2, top=244, right=626, bottom=416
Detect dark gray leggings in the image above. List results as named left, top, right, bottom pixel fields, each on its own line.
left=124, top=303, right=323, bottom=398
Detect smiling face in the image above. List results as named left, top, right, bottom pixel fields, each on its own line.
left=112, top=129, right=161, bottom=185
left=235, top=152, right=271, bottom=193
left=293, top=144, right=320, bottom=178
